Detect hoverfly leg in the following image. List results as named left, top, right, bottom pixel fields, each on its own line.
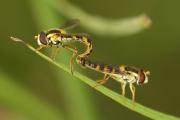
left=120, top=81, right=127, bottom=96
left=36, top=46, right=43, bottom=51
left=94, top=74, right=110, bottom=88
left=62, top=45, right=78, bottom=75
left=51, top=47, right=60, bottom=61
left=129, top=83, right=136, bottom=102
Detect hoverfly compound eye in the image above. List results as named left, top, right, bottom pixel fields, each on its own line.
left=38, top=32, right=48, bottom=45
left=137, top=69, right=148, bottom=85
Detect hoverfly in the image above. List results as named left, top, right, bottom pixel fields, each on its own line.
left=34, top=19, right=92, bottom=74
left=78, top=58, right=150, bottom=101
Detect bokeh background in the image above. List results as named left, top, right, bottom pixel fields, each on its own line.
left=0, top=0, right=180, bottom=120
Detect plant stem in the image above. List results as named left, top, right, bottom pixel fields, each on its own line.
left=47, top=0, right=152, bottom=37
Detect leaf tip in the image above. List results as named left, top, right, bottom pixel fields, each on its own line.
left=10, top=36, right=25, bottom=44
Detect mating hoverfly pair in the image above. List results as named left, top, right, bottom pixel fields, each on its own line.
left=34, top=19, right=150, bottom=101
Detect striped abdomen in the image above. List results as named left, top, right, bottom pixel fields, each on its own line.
left=71, top=34, right=93, bottom=59
left=50, top=33, right=93, bottom=58
left=77, top=58, right=122, bottom=75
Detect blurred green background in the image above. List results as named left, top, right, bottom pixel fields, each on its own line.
left=0, top=0, right=180, bottom=120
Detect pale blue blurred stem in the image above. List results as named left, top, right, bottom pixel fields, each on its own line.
left=29, top=0, right=99, bottom=120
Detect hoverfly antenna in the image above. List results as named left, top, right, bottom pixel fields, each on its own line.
left=34, top=35, right=38, bottom=40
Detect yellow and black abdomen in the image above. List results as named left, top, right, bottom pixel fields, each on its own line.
left=72, top=34, right=93, bottom=59
left=78, top=58, right=122, bottom=75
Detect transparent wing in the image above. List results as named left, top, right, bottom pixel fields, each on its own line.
left=60, top=19, right=80, bottom=30
left=76, top=33, right=90, bottom=38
